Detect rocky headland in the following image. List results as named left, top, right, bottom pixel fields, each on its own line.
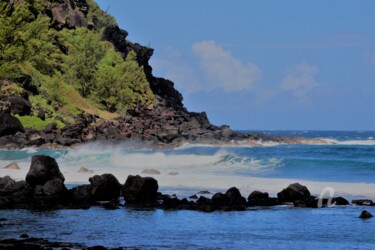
left=0, top=0, right=330, bottom=150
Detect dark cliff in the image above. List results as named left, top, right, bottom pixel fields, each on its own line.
left=0, top=0, right=274, bottom=148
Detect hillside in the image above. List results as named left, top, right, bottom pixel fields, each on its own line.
left=0, top=0, right=274, bottom=148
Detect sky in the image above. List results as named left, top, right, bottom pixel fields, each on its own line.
left=96, top=0, right=375, bottom=130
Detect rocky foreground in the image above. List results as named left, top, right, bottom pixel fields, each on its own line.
left=1, top=155, right=374, bottom=249
left=1, top=155, right=374, bottom=211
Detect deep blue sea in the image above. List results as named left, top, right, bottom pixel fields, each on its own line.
left=1, top=131, right=375, bottom=249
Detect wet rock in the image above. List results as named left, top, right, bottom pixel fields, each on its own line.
left=19, top=234, right=29, bottom=239
left=277, top=183, right=311, bottom=203
left=189, top=194, right=198, bottom=199
left=25, top=155, right=65, bottom=187
left=0, top=180, right=33, bottom=208
left=122, top=175, right=159, bottom=205
left=198, top=190, right=211, bottom=195
left=0, top=113, right=25, bottom=136
left=333, top=197, right=349, bottom=206
left=41, top=179, right=67, bottom=196
left=211, top=192, right=229, bottom=207
left=141, top=169, right=161, bottom=175
left=247, top=191, right=279, bottom=207
left=352, top=199, right=374, bottom=206
left=359, top=210, right=373, bottom=219
left=225, top=187, right=246, bottom=209
left=89, top=174, right=121, bottom=202
left=70, top=184, right=91, bottom=208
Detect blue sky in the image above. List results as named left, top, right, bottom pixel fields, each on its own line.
left=96, top=0, right=375, bottom=130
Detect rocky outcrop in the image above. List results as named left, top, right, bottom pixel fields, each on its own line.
left=247, top=191, right=280, bottom=207
left=50, top=0, right=89, bottom=30
left=25, top=155, right=65, bottom=187
left=0, top=113, right=25, bottom=137
left=0, top=95, right=32, bottom=116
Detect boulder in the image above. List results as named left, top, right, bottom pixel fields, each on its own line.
left=0, top=113, right=25, bottom=136
left=41, top=179, right=67, bottom=196
left=121, top=175, right=159, bottom=204
left=70, top=184, right=91, bottom=208
left=0, top=95, right=32, bottom=116
left=25, top=155, right=65, bottom=187
left=277, top=183, right=311, bottom=203
left=359, top=210, right=373, bottom=219
left=247, top=191, right=279, bottom=207
left=211, top=192, right=229, bottom=207
left=248, top=191, right=269, bottom=201
left=333, top=197, right=349, bottom=206
left=224, top=187, right=246, bottom=210
left=88, top=174, right=121, bottom=202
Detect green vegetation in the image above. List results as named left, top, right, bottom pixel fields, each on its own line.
left=0, top=0, right=155, bottom=129
left=16, top=115, right=65, bottom=130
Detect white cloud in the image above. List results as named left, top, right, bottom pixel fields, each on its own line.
left=192, top=40, right=261, bottom=92
left=281, top=62, right=318, bottom=97
left=152, top=47, right=201, bottom=95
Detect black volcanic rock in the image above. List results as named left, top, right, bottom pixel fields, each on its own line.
left=359, top=210, right=373, bottom=219
left=88, top=174, right=121, bottom=202
left=121, top=175, right=159, bottom=205
left=0, top=95, right=32, bottom=116
left=277, top=183, right=311, bottom=203
left=25, top=155, right=65, bottom=187
left=0, top=113, right=25, bottom=137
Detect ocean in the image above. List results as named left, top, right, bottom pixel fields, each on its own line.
left=1, top=131, right=375, bottom=249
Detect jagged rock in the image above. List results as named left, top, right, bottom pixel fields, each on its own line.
left=0, top=113, right=25, bottom=136
left=3, top=162, right=20, bottom=170
left=359, top=210, right=373, bottom=219
left=141, top=169, right=161, bottom=175
left=277, top=183, right=311, bottom=203
left=25, top=155, right=65, bottom=187
left=121, top=175, right=159, bottom=205
left=0, top=95, right=32, bottom=116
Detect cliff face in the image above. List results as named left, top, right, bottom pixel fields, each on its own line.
left=0, top=0, right=242, bottom=148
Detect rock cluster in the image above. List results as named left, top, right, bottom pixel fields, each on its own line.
left=1, top=155, right=368, bottom=213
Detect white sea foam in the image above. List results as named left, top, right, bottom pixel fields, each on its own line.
left=322, top=139, right=375, bottom=146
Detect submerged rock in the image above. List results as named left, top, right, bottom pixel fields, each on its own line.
left=359, top=210, right=373, bottom=219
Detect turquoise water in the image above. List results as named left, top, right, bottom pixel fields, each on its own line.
left=1, top=131, right=375, bottom=248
